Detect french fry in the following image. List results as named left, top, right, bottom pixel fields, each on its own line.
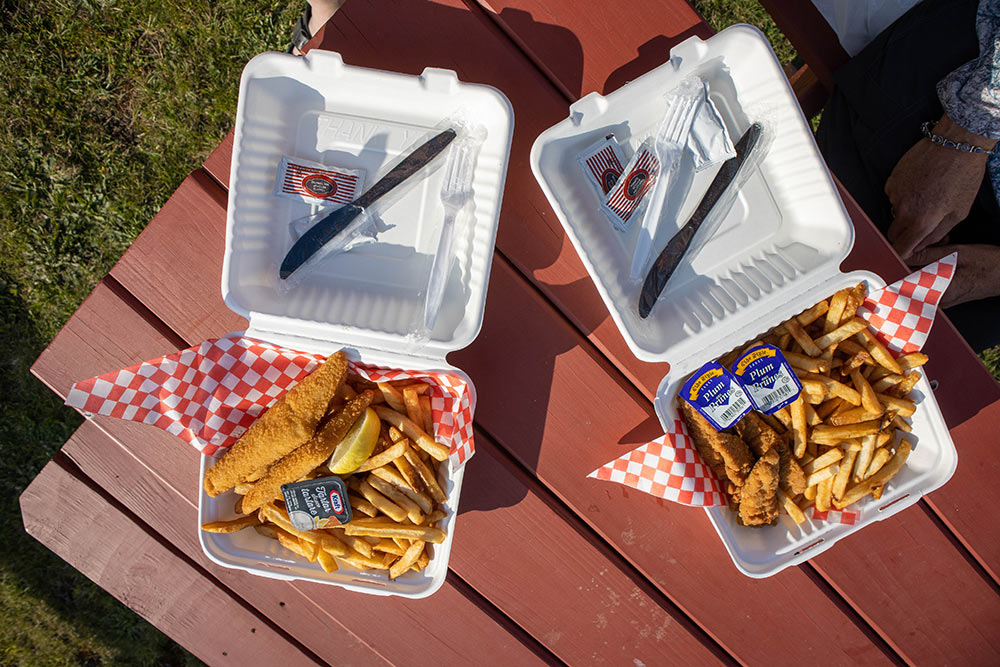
left=234, top=482, right=253, bottom=495
left=390, top=540, right=426, bottom=579
left=357, top=479, right=408, bottom=522
left=855, top=329, right=903, bottom=374
left=800, top=380, right=828, bottom=404
left=337, top=551, right=391, bottom=570
left=254, top=524, right=280, bottom=540
left=827, top=406, right=881, bottom=426
left=413, top=550, right=430, bottom=572
left=342, top=518, right=447, bottom=544
left=790, top=397, right=808, bottom=458
left=850, top=368, right=883, bottom=415
left=834, top=441, right=911, bottom=508
left=773, top=406, right=792, bottom=430
left=392, top=452, right=421, bottom=492
left=804, top=485, right=818, bottom=501
left=841, top=286, right=865, bottom=324
left=370, top=466, right=434, bottom=515
left=201, top=516, right=259, bottom=533
left=354, top=441, right=407, bottom=473
left=785, top=319, right=823, bottom=357
left=836, top=339, right=869, bottom=359
left=892, top=414, right=912, bottom=433
left=813, top=318, right=867, bottom=350
left=877, top=394, right=916, bottom=418
left=802, top=448, right=843, bottom=475
left=275, top=530, right=312, bottom=559
left=317, top=549, right=339, bottom=573
left=377, top=383, right=407, bottom=413
left=824, top=289, right=848, bottom=333
left=865, top=448, right=892, bottom=479
left=373, top=406, right=450, bottom=461
left=402, top=387, right=424, bottom=431
left=804, top=465, right=838, bottom=489
left=778, top=489, right=807, bottom=524
left=892, top=371, right=921, bottom=398
left=299, top=538, right=319, bottom=562
left=810, top=420, right=882, bottom=444
left=348, top=493, right=378, bottom=517
left=853, top=434, right=876, bottom=483
left=815, top=397, right=845, bottom=420
left=423, top=509, right=447, bottom=526
left=373, top=538, right=406, bottom=556
left=334, top=532, right=374, bottom=558
left=367, top=475, right=424, bottom=524
left=872, top=374, right=904, bottom=393
left=815, top=476, right=834, bottom=512
left=832, top=449, right=858, bottom=500
left=403, top=445, right=447, bottom=504
left=259, top=504, right=349, bottom=555
left=419, top=395, right=434, bottom=434
left=798, top=372, right=862, bottom=405
left=784, top=351, right=830, bottom=373
left=804, top=402, right=822, bottom=427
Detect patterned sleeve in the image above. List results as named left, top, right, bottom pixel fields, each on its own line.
left=937, top=0, right=1000, bottom=140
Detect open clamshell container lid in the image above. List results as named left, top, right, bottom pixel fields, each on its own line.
left=530, top=25, right=854, bottom=376
left=222, top=50, right=514, bottom=358
left=531, top=26, right=957, bottom=577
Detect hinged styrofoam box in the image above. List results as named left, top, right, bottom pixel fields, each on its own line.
left=199, top=50, right=513, bottom=597
left=530, top=26, right=956, bottom=577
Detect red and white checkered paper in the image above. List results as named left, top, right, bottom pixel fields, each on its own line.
left=856, top=252, right=956, bottom=354
left=65, top=335, right=474, bottom=468
left=590, top=258, right=955, bottom=525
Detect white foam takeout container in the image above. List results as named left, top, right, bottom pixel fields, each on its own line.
left=199, top=50, right=513, bottom=597
left=530, top=26, right=957, bottom=577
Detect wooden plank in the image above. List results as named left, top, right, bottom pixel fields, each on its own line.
left=20, top=460, right=320, bottom=667
left=472, top=0, right=711, bottom=98
left=30, top=282, right=551, bottom=667
left=40, top=282, right=727, bottom=664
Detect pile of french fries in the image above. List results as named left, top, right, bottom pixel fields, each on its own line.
left=719, top=283, right=924, bottom=523
left=202, top=375, right=450, bottom=580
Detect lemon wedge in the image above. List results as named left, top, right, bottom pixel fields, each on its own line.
left=328, top=407, right=380, bottom=474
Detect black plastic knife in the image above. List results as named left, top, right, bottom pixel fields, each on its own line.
left=279, top=128, right=458, bottom=280
left=637, top=122, right=763, bottom=318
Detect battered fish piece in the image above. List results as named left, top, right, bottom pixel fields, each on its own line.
left=735, top=413, right=806, bottom=496
left=738, top=448, right=780, bottom=527
left=679, top=401, right=753, bottom=487
left=203, top=351, right=348, bottom=497
left=241, top=391, right=373, bottom=514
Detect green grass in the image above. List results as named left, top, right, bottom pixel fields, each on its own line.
left=0, top=1, right=300, bottom=664
left=0, top=2, right=998, bottom=665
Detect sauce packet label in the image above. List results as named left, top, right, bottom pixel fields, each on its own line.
left=274, top=155, right=365, bottom=206
left=601, top=138, right=660, bottom=233
left=578, top=134, right=627, bottom=197
left=681, top=361, right=753, bottom=431
left=281, top=476, right=353, bottom=531
left=730, top=344, right=802, bottom=414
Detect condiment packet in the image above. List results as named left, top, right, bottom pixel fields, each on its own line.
left=602, top=138, right=660, bottom=233
left=274, top=155, right=365, bottom=206
left=588, top=257, right=956, bottom=526
left=282, top=476, right=353, bottom=530
left=730, top=344, right=801, bottom=414
left=686, top=86, right=736, bottom=171
left=578, top=134, right=628, bottom=197
left=64, top=335, right=475, bottom=468
left=680, top=361, right=752, bottom=431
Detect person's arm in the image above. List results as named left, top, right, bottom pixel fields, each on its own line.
left=884, top=0, right=1000, bottom=259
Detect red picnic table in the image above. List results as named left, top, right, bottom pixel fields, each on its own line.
left=21, top=1, right=1000, bottom=664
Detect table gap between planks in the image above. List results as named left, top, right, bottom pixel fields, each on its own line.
left=22, top=1, right=1000, bottom=665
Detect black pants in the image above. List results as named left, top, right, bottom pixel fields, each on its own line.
left=815, top=0, right=1000, bottom=352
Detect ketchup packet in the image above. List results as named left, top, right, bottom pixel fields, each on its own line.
left=601, top=138, right=660, bottom=233
left=680, top=361, right=752, bottom=431
left=274, top=155, right=365, bottom=206
left=578, top=134, right=627, bottom=197
left=730, top=344, right=801, bottom=414
left=281, top=476, right=353, bottom=530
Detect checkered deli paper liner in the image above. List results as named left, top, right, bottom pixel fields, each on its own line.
left=64, top=335, right=475, bottom=468
left=588, top=254, right=956, bottom=524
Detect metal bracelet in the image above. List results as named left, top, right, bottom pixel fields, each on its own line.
left=921, top=121, right=990, bottom=154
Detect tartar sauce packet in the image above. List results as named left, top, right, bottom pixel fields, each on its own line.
left=601, top=137, right=660, bottom=233
left=730, top=344, right=802, bottom=414
left=578, top=134, right=627, bottom=197
left=681, top=361, right=753, bottom=431
left=281, top=476, right=352, bottom=531
left=274, top=155, right=365, bottom=206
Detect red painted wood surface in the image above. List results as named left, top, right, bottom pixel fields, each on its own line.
left=103, top=168, right=894, bottom=663
left=20, top=460, right=322, bottom=667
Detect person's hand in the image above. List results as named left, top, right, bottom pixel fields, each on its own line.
left=908, top=244, right=1000, bottom=308
left=884, top=114, right=996, bottom=260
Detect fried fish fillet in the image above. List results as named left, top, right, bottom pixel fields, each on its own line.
left=241, top=391, right=373, bottom=513
left=679, top=401, right=753, bottom=487
left=738, top=447, right=780, bottom=527
left=203, top=351, right=348, bottom=497
left=735, top=412, right=806, bottom=496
